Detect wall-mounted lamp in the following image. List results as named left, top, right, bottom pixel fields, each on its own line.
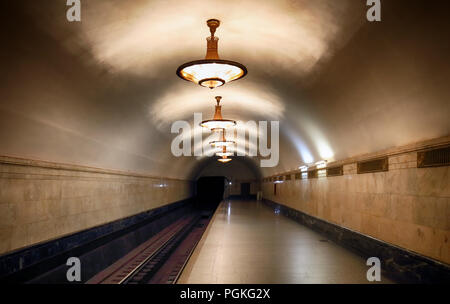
left=299, top=165, right=308, bottom=172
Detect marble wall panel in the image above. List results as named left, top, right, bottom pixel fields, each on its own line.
left=0, top=158, right=193, bottom=255
left=262, top=145, right=450, bottom=264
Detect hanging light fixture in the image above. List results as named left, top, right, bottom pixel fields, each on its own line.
left=216, top=146, right=234, bottom=157
left=176, top=19, right=247, bottom=89
left=215, top=130, right=233, bottom=163
left=210, top=128, right=235, bottom=148
left=200, top=96, right=236, bottom=131
left=218, top=156, right=232, bottom=163
left=211, top=140, right=235, bottom=148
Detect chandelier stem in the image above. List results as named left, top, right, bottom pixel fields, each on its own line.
left=207, top=19, right=220, bottom=37
left=205, top=19, right=220, bottom=60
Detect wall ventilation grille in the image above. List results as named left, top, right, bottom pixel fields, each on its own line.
left=418, top=146, right=450, bottom=168
left=308, top=170, right=318, bottom=179
left=357, top=157, right=388, bottom=174
left=327, top=166, right=343, bottom=177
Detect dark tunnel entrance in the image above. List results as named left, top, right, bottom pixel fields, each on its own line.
left=196, top=176, right=225, bottom=211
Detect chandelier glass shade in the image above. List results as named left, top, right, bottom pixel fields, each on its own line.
left=216, top=151, right=234, bottom=157
left=200, top=96, right=236, bottom=130
left=201, top=120, right=236, bottom=130
left=210, top=128, right=235, bottom=148
left=210, top=140, right=235, bottom=148
left=218, top=157, right=232, bottom=163
left=176, top=19, right=247, bottom=89
left=216, top=146, right=233, bottom=157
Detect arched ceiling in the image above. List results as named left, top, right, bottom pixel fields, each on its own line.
left=189, top=157, right=262, bottom=181
left=0, top=0, right=449, bottom=179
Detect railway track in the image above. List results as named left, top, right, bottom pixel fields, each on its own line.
left=87, top=213, right=210, bottom=284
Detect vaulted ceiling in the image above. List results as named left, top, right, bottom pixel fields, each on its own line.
left=1, top=0, right=449, bottom=179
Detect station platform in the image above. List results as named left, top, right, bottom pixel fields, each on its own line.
left=178, top=199, right=394, bottom=284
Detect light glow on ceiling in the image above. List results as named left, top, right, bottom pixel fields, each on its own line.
left=78, top=0, right=359, bottom=76
left=149, top=82, right=284, bottom=129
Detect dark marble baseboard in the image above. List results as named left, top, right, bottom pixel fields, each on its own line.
left=227, top=194, right=257, bottom=200
left=263, top=199, right=450, bottom=284
left=0, top=198, right=194, bottom=283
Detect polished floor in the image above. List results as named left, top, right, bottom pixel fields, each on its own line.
left=178, top=200, right=394, bottom=284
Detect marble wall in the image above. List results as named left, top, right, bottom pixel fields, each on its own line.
left=227, top=179, right=260, bottom=196
left=0, top=156, right=193, bottom=255
left=262, top=151, right=450, bottom=265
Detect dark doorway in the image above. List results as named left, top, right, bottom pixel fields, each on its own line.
left=196, top=176, right=225, bottom=211
left=241, top=183, right=250, bottom=197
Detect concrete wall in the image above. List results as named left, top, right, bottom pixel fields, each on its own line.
left=0, top=156, right=193, bottom=255
left=262, top=142, right=450, bottom=265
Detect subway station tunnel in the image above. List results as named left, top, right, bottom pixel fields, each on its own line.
left=0, top=0, right=449, bottom=286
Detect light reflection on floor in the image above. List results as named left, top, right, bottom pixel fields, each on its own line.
left=178, top=199, right=395, bottom=284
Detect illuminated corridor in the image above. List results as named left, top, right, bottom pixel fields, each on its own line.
left=0, top=0, right=449, bottom=287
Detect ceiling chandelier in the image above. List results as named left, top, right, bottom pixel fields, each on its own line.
left=210, top=140, right=235, bottom=148
left=200, top=96, right=236, bottom=131
left=218, top=156, right=232, bottom=163
left=176, top=19, right=248, bottom=89
left=216, top=146, right=233, bottom=157
left=211, top=129, right=235, bottom=164
left=217, top=143, right=233, bottom=163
